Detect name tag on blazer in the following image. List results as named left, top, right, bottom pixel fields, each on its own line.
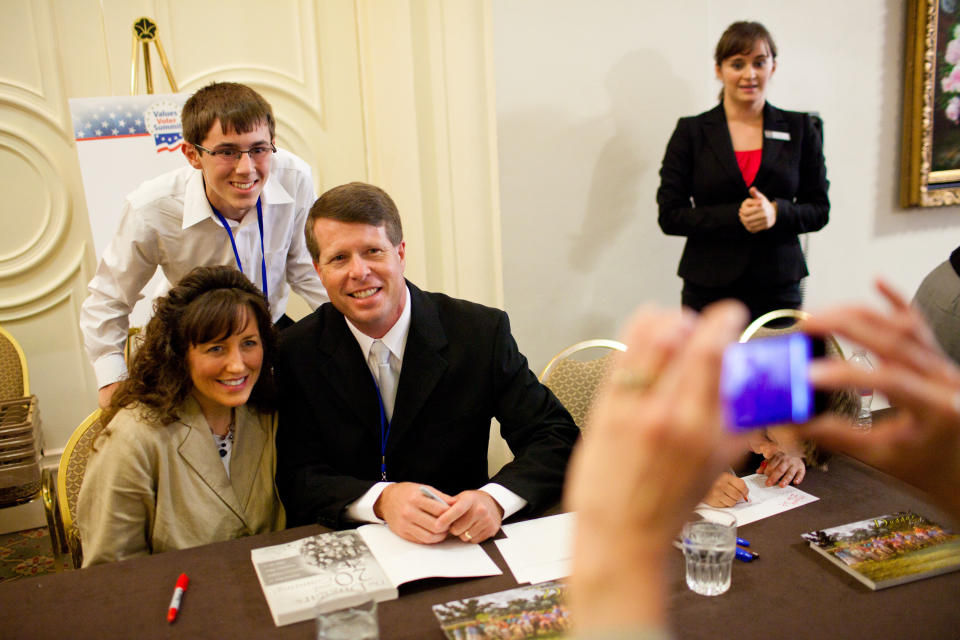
left=764, top=130, right=791, bottom=141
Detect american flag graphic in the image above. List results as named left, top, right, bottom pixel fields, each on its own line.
left=72, top=103, right=148, bottom=140
left=154, top=131, right=182, bottom=152
left=71, top=97, right=184, bottom=153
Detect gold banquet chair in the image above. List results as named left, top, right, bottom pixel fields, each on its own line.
left=0, top=325, right=43, bottom=510
left=0, top=324, right=30, bottom=400
left=0, top=324, right=66, bottom=570
left=54, top=409, right=106, bottom=569
left=739, top=308, right=842, bottom=356
left=124, top=327, right=145, bottom=365
left=539, top=339, right=626, bottom=432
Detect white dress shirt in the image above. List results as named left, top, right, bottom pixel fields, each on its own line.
left=80, top=149, right=328, bottom=388
left=343, top=286, right=527, bottom=523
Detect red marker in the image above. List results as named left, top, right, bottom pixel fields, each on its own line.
left=167, top=573, right=189, bottom=623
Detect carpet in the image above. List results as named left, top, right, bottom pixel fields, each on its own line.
left=0, top=527, right=72, bottom=583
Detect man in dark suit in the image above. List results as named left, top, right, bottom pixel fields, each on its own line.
left=276, top=182, right=579, bottom=544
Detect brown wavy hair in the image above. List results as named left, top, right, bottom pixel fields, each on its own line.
left=103, top=266, right=278, bottom=427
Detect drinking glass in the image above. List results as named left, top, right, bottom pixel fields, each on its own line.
left=316, top=599, right=379, bottom=640
left=681, top=509, right=737, bottom=596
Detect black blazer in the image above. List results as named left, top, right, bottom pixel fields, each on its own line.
left=275, top=281, right=579, bottom=529
left=656, top=102, right=829, bottom=287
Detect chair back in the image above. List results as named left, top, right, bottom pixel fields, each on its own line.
left=539, top=339, right=626, bottom=432
left=0, top=397, right=42, bottom=506
left=0, top=324, right=29, bottom=399
left=739, top=308, right=844, bottom=359
left=124, top=327, right=145, bottom=365
left=57, top=409, right=106, bottom=568
left=0, top=326, right=41, bottom=509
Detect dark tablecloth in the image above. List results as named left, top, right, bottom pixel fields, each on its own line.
left=0, top=454, right=956, bottom=639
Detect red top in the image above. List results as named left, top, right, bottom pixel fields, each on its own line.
left=735, top=149, right=762, bottom=187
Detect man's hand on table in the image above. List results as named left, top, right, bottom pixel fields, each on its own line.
left=374, top=482, right=450, bottom=544
left=373, top=483, right=503, bottom=545
left=436, top=490, right=504, bottom=544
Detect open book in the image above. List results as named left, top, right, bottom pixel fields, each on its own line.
left=251, top=524, right=501, bottom=626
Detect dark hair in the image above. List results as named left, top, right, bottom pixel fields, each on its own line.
left=181, top=82, right=276, bottom=146
left=305, top=182, right=403, bottom=263
left=714, top=21, right=777, bottom=67
left=103, top=266, right=278, bottom=427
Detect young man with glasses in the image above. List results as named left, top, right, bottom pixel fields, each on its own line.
left=80, top=82, right=328, bottom=409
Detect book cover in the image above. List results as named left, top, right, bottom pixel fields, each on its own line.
left=801, top=511, right=960, bottom=590
left=250, top=530, right=398, bottom=626
left=432, top=580, right=569, bottom=639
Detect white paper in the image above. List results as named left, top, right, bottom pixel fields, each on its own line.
left=496, top=512, right=574, bottom=584
left=357, top=524, right=501, bottom=587
left=701, top=473, right=818, bottom=526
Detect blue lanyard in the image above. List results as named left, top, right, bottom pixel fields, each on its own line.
left=211, top=198, right=268, bottom=299
left=371, top=372, right=392, bottom=481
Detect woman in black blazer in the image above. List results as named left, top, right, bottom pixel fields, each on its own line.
left=657, top=21, right=829, bottom=320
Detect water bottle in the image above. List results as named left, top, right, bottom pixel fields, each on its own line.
left=848, top=349, right=874, bottom=431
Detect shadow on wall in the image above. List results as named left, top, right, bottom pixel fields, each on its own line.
left=498, top=49, right=691, bottom=369
left=571, top=49, right=692, bottom=273
left=878, top=0, right=960, bottom=238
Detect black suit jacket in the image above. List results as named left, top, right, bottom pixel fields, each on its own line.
left=656, top=102, right=829, bottom=287
left=275, top=282, right=579, bottom=529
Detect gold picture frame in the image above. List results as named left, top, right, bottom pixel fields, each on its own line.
left=901, top=0, right=960, bottom=207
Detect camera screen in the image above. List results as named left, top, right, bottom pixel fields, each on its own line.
left=721, top=333, right=814, bottom=431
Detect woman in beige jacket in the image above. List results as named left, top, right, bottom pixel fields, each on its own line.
left=78, top=266, right=285, bottom=566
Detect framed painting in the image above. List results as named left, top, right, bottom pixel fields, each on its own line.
left=901, top=0, right=960, bottom=206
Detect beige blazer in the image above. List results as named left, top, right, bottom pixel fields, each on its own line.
left=78, top=397, right=285, bottom=566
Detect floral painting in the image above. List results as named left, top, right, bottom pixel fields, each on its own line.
left=933, top=0, right=960, bottom=172
left=901, top=0, right=960, bottom=206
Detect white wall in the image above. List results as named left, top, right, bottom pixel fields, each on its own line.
left=493, top=0, right=960, bottom=373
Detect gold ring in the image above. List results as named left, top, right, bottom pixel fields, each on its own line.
left=610, top=368, right=657, bottom=391
left=464, top=530, right=473, bottom=541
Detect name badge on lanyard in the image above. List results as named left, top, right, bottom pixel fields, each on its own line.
left=211, top=198, right=269, bottom=299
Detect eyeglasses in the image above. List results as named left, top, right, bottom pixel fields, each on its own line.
left=193, top=143, right=277, bottom=162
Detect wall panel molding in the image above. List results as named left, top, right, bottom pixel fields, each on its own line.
left=162, top=0, right=320, bottom=104
left=0, top=0, right=70, bottom=133
left=1, top=282, right=101, bottom=447
left=354, top=0, right=504, bottom=301
left=0, top=129, right=69, bottom=275
left=0, top=245, right=85, bottom=315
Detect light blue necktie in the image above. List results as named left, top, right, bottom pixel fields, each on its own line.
left=370, top=340, right=396, bottom=422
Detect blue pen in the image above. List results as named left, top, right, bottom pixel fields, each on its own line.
left=736, top=537, right=750, bottom=547
left=735, top=547, right=758, bottom=562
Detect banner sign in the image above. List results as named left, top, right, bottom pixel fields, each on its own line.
left=71, top=93, right=190, bottom=325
